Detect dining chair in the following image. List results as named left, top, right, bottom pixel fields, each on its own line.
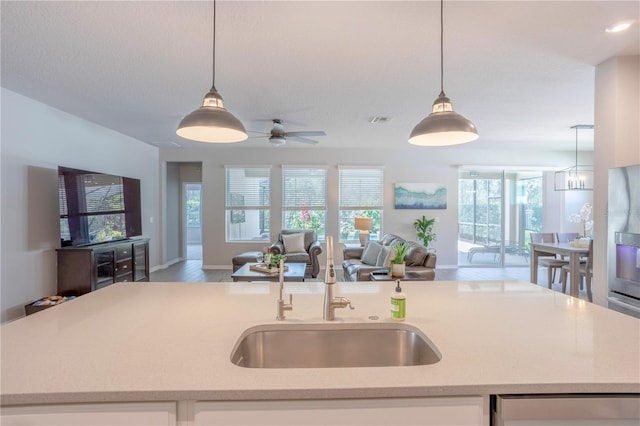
left=530, top=233, right=569, bottom=288
left=556, top=232, right=586, bottom=289
left=556, top=233, right=580, bottom=243
left=560, top=239, right=593, bottom=302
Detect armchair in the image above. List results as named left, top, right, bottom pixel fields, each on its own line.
left=269, top=230, right=323, bottom=278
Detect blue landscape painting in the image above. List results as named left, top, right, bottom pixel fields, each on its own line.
left=394, top=183, right=447, bottom=209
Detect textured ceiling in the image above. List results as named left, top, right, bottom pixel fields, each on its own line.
left=1, top=1, right=638, bottom=152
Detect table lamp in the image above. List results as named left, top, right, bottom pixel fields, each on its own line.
left=354, top=217, right=373, bottom=246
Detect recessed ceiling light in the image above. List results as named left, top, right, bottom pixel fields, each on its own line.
left=606, top=22, right=633, bottom=33
left=370, top=116, right=391, bottom=124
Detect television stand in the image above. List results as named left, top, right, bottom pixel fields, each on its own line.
left=56, top=238, right=149, bottom=296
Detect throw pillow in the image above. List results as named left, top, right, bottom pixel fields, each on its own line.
left=282, top=232, right=306, bottom=253
left=361, top=241, right=382, bottom=265
left=376, top=245, right=392, bottom=267
left=404, top=243, right=428, bottom=266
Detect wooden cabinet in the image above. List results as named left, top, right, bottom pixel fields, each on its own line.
left=57, top=238, right=149, bottom=296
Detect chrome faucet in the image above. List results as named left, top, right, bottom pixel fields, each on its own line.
left=276, top=259, right=293, bottom=320
left=323, top=236, right=354, bottom=320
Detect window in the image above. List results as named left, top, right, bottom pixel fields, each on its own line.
left=282, top=167, right=327, bottom=240
left=225, top=167, right=270, bottom=242
left=458, top=169, right=542, bottom=267
left=185, top=184, right=202, bottom=228
left=339, top=167, right=383, bottom=243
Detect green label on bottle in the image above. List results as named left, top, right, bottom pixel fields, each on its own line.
left=391, top=297, right=405, bottom=320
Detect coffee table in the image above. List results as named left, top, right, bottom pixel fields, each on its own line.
left=231, top=262, right=306, bottom=282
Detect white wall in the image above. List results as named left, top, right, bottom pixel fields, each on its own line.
left=165, top=162, right=181, bottom=263
left=0, top=89, right=160, bottom=322
left=160, top=145, right=577, bottom=269
left=593, top=55, right=640, bottom=306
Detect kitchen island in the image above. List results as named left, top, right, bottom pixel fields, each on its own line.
left=2, top=280, right=639, bottom=424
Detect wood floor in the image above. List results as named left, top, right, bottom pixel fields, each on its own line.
left=150, top=260, right=591, bottom=300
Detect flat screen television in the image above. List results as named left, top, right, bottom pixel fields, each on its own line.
left=58, top=166, right=142, bottom=247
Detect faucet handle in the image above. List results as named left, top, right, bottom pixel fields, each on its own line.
left=288, top=293, right=293, bottom=305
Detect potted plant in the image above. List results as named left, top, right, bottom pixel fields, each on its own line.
left=390, top=242, right=410, bottom=277
left=266, top=254, right=287, bottom=270
left=413, top=215, right=436, bottom=251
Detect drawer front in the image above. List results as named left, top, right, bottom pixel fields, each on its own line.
left=115, top=245, right=133, bottom=261
left=115, top=273, right=133, bottom=283
left=115, top=259, right=133, bottom=277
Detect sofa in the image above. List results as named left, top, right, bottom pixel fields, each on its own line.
left=342, top=234, right=436, bottom=281
left=269, top=229, right=323, bottom=278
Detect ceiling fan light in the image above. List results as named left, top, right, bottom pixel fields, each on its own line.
left=176, top=88, right=247, bottom=143
left=269, top=136, right=286, bottom=146
left=409, top=94, right=478, bottom=146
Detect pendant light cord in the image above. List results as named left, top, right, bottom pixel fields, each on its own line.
left=575, top=126, right=579, bottom=172
left=211, top=0, right=217, bottom=90
left=439, top=0, right=444, bottom=96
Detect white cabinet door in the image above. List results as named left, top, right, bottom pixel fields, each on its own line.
left=494, top=395, right=640, bottom=425
left=195, top=397, right=487, bottom=426
left=1, top=402, right=176, bottom=426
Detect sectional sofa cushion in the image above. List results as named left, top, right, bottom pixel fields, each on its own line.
left=361, top=241, right=383, bottom=265
left=376, top=245, right=393, bottom=267
left=404, top=242, right=428, bottom=266
left=341, top=234, right=436, bottom=282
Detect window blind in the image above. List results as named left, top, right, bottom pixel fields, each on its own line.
left=225, top=167, right=271, bottom=209
left=339, top=168, right=383, bottom=209
left=282, top=167, right=327, bottom=210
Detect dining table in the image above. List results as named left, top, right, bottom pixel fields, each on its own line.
left=530, top=242, right=591, bottom=298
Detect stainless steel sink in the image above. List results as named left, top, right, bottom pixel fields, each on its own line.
left=230, top=322, right=441, bottom=368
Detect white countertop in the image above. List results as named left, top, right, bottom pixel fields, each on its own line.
left=2, top=280, right=639, bottom=406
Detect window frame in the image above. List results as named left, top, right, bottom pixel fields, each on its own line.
left=282, top=166, right=328, bottom=241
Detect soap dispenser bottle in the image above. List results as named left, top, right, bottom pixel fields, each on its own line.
left=391, top=280, right=406, bottom=321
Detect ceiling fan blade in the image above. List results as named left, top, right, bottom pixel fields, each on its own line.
left=287, top=136, right=320, bottom=145
left=284, top=131, right=326, bottom=137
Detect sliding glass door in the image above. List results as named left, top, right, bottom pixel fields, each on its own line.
left=458, top=170, right=542, bottom=267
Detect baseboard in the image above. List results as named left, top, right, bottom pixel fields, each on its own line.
left=151, top=257, right=184, bottom=272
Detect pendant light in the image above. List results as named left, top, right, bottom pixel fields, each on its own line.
left=554, top=125, right=594, bottom=191
left=176, top=0, right=247, bottom=143
left=409, top=0, right=478, bottom=146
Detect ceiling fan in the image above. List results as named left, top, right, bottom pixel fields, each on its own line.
left=250, top=119, right=326, bottom=147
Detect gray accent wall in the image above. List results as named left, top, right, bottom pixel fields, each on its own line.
left=1, top=89, right=160, bottom=322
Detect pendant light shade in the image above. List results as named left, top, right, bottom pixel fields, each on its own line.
left=409, top=93, right=478, bottom=146
left=409, top=0, right=478, bottom=146
left=176, top=1, right=247, bottom=144
left=177, top=88, right=247, bottom=143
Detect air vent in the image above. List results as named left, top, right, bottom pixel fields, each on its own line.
left=369, top=116, right=391, bottom=124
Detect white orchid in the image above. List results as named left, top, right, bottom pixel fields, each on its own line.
left=568, top=213, right=582, bottom=224
left=568, top=203, right=593, bottom=237
left=580, top=203, right=592, bottom=220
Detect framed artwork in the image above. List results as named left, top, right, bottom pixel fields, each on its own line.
left=394, top=183, right=447, bottom=209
